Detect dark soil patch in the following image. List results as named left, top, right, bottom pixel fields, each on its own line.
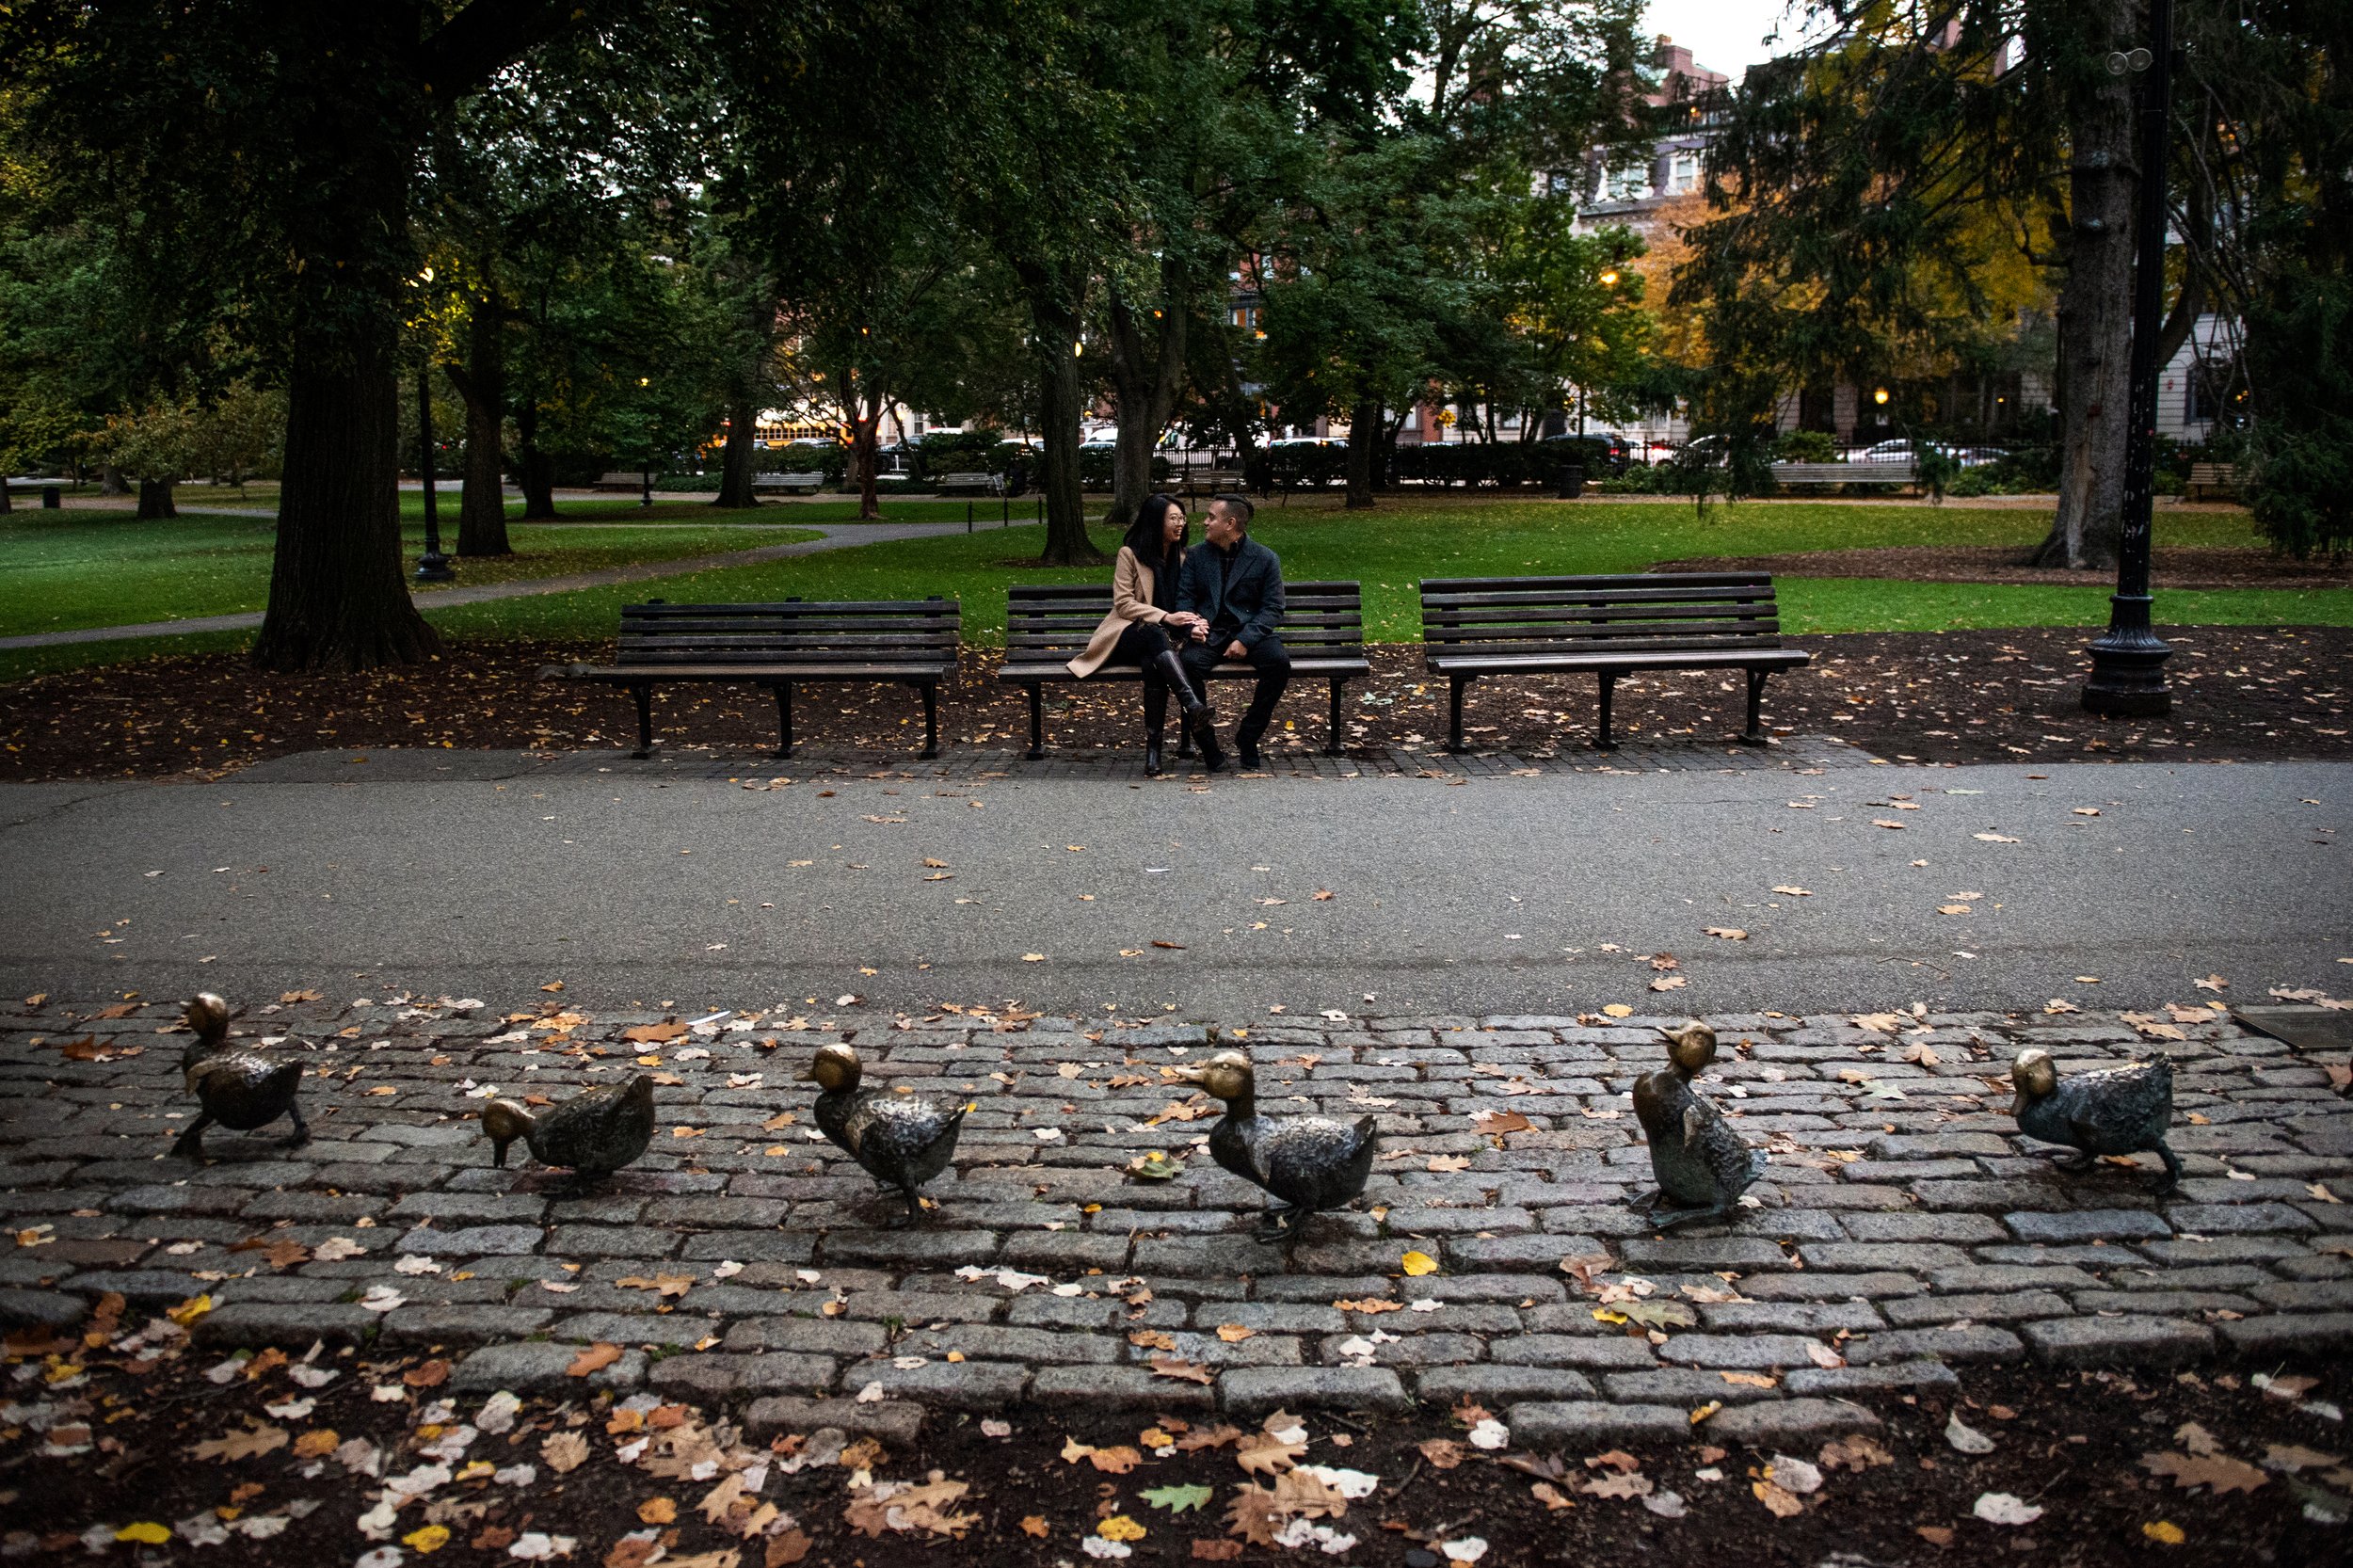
left=2, top=627, right=2347, bottom=782
left=6, top=1318, right=2345, bottom=1567
left=1655, top=545, right=2352, bottom=589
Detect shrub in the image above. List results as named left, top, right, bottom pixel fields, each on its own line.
left=1772, top=429, right=1838, bottom=463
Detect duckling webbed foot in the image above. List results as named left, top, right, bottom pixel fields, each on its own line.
left=2040, top=1147, right=2099, bottom=1172
left=1627, top=1188, right=1663, bottom=1216
left=283, top=1104, right=312, bottom=1148
left=169, top=1114, right=214, bottom=1160
left=1645, top=1203, right=1730, bottom=1233
left=2150, top=1139, right=2183, bottom=1194
left=1252, top=1206, right=1300, bottom=1243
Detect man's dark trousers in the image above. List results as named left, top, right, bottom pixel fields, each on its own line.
left=1182, top=635, right=1290, bottom=750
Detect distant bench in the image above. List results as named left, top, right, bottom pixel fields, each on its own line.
left=996, top=582, right=1371, bottom=760
left=752, top=472, right=825, bottom=494
left=1770, top=461, right=1916, bottom=489
left=593, top=471, right=650, bottom=492
left=538, top=598, right=961, bottom=760
left=935, top=472, right=1003, bottom=496
left=2187, top=463, right=2240, bottom=501
left=1420, top=572, right=1811, bottom=750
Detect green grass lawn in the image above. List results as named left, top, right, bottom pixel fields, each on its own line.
left=423, top=497, right=2353, bottom=644
left=0, top=507, right=820, bottom=638
left=6, top=497, right=2343, bottom=685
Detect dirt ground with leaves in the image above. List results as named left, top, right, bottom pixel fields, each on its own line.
left=2, top=625, right=2347, bottom=781
left=6, top=1319, right=2346, bottom=1567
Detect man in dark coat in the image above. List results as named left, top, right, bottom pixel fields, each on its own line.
left=1176, top=492, right=1289, bottom=770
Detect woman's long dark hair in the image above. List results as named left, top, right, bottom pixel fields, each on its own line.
left=1120, top=492, right=1189, bottom=565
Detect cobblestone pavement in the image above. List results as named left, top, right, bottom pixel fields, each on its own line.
left=7, top=996, right=2349, bottom=1447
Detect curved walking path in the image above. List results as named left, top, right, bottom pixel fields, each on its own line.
left=0, top=520, right=965, bottom=652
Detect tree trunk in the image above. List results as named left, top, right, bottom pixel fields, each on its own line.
left=136, top=478, right=178, bottom=519
left=1344, top=397, right=1380, bottom=509
left=516, top=398, right=557, bottom=520
left=713, top=393, right=759, bottom=508
left=99, top=463, right=129, bottom=496
left=446, top=297, right=512, bottom=556
left=849, top=381, right=884, bottom=521
left=250, top=341, right=440, bottom=672
left=1028, top=288, right=1101, bottom=566
left=1104, top=268, right=1192, bottom=529
left=2029, top=4, right=2137, bottom=570
left=0, top=476, right=11, bottom=513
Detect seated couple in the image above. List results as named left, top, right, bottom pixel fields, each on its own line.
left=1064, top=491, right=1289, bottom=775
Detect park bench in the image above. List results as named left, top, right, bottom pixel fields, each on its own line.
left=1177, top=468, right=1247, bottom=498
left=935, top=472, right=1003, bottom=496
left=1770, top=461, right=1916, bottom=490
left=1419, top=571, right=1811, bottom=751
left=997, top=581, right=1371, bottom=760
left=538, top=597, right=961, bottom=760
left=752, top=471, right=824, bottom=494
left=2187, top=463, right=2240, bottom=501
left=593, top=471, right=651, bottom=492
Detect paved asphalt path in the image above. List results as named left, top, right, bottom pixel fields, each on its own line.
left=0, top=520, right=963, bottom=650
left=4, top=755, right=2345, bottom=1016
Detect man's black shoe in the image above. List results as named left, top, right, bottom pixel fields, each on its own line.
left=1238, top=744, right=1263, bottom=770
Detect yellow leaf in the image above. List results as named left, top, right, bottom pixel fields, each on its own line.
left=114, top=1525, right=171, bottom=1545
left=166, top=1293, right=214, bottom=1326
left=403, top=1524, right=452, bottom=1554
left=1020, top=1516, right=1049, bottom=1539
left=2144, top=1521, right=2185, bottom=1545
left=1602, top=1003, right=1634, bottom=1018
left=1098, top=1515, right=1148, bottom=1542
left=1401, top=1251, right=1438, bottom=1277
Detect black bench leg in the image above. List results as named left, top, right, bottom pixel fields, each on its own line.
left=1742, top=669, right=1769, bottom=745
left=1026, top=684, right=1045, bottom=760
left=1326, top=680, right=1344, bottom=756
left=919, top=682, right=940, bottom=759
left=774, top=683, right=793, bottom=759
left=1596, top=673, right=1617, bottom=751
left=1447, top=677, right=1468, bottom=752
left=631, top=684, right=653, bottom=759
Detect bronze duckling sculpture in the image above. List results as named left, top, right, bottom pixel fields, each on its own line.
left=1176, top=1050, right=1379, bottom=1242
left=2010, top=1047, right=2180, bottom=1192
left=1629, top=1022, right=1766, bottom=1230
left=481, top=1075, right=656, bottom=1181
left=174, top=993, right=309, bottom=1159
left=803, top=1043, right=966, bottom=1225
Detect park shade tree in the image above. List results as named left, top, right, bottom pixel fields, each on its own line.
left=0, top=2, right=611, bottom=670
left=1673, top=0, right=2264, bottom=568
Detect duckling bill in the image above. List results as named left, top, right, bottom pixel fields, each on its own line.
left=1629, top=1022, right=1765, bottom=1231
left=802, top=1044, right=965, bottom=1224
left=481, top=1076, right=655, bottom=1181
left=1175, top=1050, right=1378, bottom=1242
left=2009, top=1048, right=2180, bottom=1192
left=174, top=993, right=309, bottom=1160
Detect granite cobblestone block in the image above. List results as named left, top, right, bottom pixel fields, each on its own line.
left=5, top=998, right=2347, bottom=1419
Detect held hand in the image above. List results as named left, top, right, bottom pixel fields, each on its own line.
left=1189, top=621, right=1209, bottom=642
left=1225, top=639, right=1247, bottom=660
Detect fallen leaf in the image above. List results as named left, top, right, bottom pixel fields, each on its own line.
left=1144, top=1484, right=1215, bottom=1514
left=2141, top=1451, right=2268, bottom=1495
left=2144, top=1520, right=2186, bottom=1544
left=1215, top=1324, right=1256, bottom=1344
left=1020, top=1516, right=1049, bottom=1539
left=1771, top=886, right=1812, bottom=897
left=637, top=1498, right=677, bottom=1526
left=1472, top=1111, right=1532, bottom=1135
left=1151, top=1355, right=1215, bottom=1384
left=1418, top=1438, right=1465, bottom=1470
left=1401, top=1251, right=1439, bottom=1277
left=1973, top=1493, right=2043, bottom=1527
left=1192, top=1541, right=1243, bottom=1561
left=1753, top=1480, right=1805, bottom=1518
left=1917, top=1525, right=1955, bottom=1545
left=189, top=1422, right=287, bottom=1462
left=540, top=1432, right=589, bottom=1475
left=567, top=1343, right=623, bottom=1378
left=1945, top=1415, right=1995, bottom=1454
left=1705, top=927, right=1748, bottom=940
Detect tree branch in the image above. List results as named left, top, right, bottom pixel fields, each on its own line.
left=419, top=0, right=583, bottom=100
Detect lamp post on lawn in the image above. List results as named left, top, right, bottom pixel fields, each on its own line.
left=2082, top=0, right=2174, bottom=716
left=415, top=361, right=455, bottom=583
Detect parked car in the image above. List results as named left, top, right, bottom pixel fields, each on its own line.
left=1533, top=431, right=1630, bottom=475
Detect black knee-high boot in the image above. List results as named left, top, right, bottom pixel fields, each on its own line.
left=1143, top=680, right=1169, bottom=776
left=1151, top=648, right=1209, bottom=720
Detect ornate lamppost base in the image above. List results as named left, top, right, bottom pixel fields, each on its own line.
left=415, top=552, right=456, bottom=584
left=2083, top=597, right=2172, bottom=716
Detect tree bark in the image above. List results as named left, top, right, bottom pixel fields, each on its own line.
left=98, top=463, right=129, bottom=496
left=444, top=296, right=512, bottom=556
left=1104, top=267, right=1191, bottom=529
left=1026, top=283, right=1102, bottom=566
left=713, top=393, right=759, bottom=508
left=516, top=398, right=557, bottom=520
left=2029, top=4, right=2137, bottom=570
left=1343, top=397, right=1381, bottom=509
left=250, top=338, right=440, bottom=672
left=846, top=374, right=884, bottom=521
left=136, top=478, right=178, bottom=519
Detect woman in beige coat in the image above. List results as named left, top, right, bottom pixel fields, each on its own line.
left=1066, top=492, right=1213, bottom=774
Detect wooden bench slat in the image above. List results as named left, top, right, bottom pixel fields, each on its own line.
left=1417, top=571, right=1809, bottom=750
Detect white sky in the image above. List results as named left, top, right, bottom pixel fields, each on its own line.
left=1641, top=0, right=1813, bottom=83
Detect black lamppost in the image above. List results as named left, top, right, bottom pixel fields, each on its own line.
left=2082, top=0, right=2173, bottom=715
left=415, top=361, right=455, bottom=583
